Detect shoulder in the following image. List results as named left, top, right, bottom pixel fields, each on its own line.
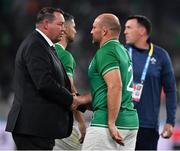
left=96, top=42, right=126, bottom=60
left=96, top=44, right=115, bottom=56
left=24, top=31, right=49, bottom=50
left=154, top=44, right=167, bottom=54
left=124, top=44, right=131, bottom=50
left=55, top=43, right=63, bottom=53
left=95, top=47, right=112, bottom=61
left=22, top=32, right=48, bottom=55
left=65, top=49, right=73, bottom=57
left=54, top=45, right=74, bottom=59
left=63, top=49, right=75, bottom=61
left=153, top=44, right=171, bottom=60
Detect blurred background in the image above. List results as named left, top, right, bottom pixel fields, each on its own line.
left=0, top=0, right=180, bottom=150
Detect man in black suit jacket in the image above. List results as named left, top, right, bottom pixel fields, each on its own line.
left=5, top=7, right=79, bottom=150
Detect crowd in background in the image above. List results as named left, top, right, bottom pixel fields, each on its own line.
left=0, top=0, right=180, bottom=101
left=0, top=0, right=180, bottom=150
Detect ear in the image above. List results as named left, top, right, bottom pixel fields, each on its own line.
left=139, top=27, right=146, bottom=36
left=64, top=24, right=68, bottom=32
left=64, top=25, right=68, bottom=35
left=102, top=26, right=108, bottom=36
left=43, top=19, right=49, bottom=30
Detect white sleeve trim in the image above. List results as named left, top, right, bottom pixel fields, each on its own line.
left=67, top=72, right=73, bottom=77
left=102, top=66, right=119, bottom=76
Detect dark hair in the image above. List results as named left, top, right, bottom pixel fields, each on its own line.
left=127, top=15, right=152, bottom=36
left=36, top=7, right=64, bottom=24
left=63, top=12, right=74, bottom=22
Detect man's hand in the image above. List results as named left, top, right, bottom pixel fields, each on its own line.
left=161, top=123, right=173, bottom=139
left=71, top=95, right=80, bottom=110
left=71, top=93, right=92, bottom=111
left=73, top=110, right=87, bottom=143
left=108, top=124, right=124, bottom=146
left=78, top=121, right=87, bottom=143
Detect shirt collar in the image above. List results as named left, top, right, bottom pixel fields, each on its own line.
left=35, top=28, right=54, bottom=47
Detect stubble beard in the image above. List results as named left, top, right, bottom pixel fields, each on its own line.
left=92, top=38, right=100, bottom=47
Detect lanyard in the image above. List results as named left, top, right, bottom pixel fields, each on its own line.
left=129, top=43, right=154, bottom=84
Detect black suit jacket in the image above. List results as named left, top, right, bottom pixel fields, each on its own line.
left=6, top=30, right=74, bottom=139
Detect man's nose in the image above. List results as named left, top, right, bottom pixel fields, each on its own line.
left=61, top=25, right=65, bottom=31
left=90, top=29, right=93, bottom=34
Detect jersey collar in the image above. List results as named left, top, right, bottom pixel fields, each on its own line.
left=55, top=43, right=65, bottom=50
left=101, top=39, right=119, bottom=48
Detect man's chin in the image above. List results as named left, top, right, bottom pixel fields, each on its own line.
left=56, top=36, right=63, bottom=42
left=52, top=37, right=61, bottom=43
left=125, top=41, right=132, bottom=45
left=92, top=39, right=99, bottom=44
left=92, top=41, right=99, bottom=46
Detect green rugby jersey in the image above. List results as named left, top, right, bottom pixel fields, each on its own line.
left=88, top=39, right=139, bottom=130
left=55, top=43, right=76, bottom=77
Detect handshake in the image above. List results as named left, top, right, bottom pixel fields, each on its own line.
left=71, top=93, right=91, bottom=111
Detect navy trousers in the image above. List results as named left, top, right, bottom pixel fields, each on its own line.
left=135, top=127, right=159, bottom=150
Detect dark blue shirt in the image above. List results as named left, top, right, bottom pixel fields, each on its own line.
left=126, top=44, right=177, bottom=130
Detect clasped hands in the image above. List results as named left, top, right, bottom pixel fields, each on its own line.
left=71, top=93, right=86, bottom=111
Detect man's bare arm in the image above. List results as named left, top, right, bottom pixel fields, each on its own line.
left=103, top=69, right=124, bottom=145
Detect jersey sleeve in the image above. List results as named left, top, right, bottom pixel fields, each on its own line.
left=55, top=44, right=76, bottom=77
left=62, top=52, right=76, bottom=77
left=96, top=49, right=119, bottom=76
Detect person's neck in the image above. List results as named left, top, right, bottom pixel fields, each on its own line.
left=100, top=36, right=118, bottom=47
left=134, top=38, right=149, bottom=49
left=59, top=37, right=68, bottom=49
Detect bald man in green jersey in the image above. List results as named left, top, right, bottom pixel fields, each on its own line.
left=77, top=13, right=139, bottom=150
left=53, top=13, right=86, bottom=150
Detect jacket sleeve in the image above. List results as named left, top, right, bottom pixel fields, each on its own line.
left=161, top=50, right=177, bottom=126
